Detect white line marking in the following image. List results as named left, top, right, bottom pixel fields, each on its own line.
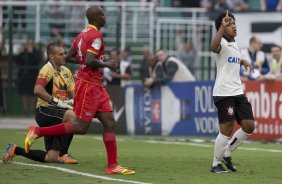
left=144, top=140, right=282, bottom=153
left=8, top=161, right=151, bottom=184
left=71, top=136, right=282, bottom=153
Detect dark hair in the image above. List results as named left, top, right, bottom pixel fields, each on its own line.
left=271, top=44, right=281, bottom=50
left=215, top=11, right=235, bottom=31
left=124, top=46, right=131, bottom=53
left=111, top=48, right=120, bottom=55
left=249, top=36, right=257, bottom=44
left=47, top=42, right=62, bottom=56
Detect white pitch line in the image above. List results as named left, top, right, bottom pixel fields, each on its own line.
left=10, top=161, right=151, bottom=184
left=144, top=140, right=282, bottom=153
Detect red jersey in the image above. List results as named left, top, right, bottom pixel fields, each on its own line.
left=72, top=24, right=105, bottom=84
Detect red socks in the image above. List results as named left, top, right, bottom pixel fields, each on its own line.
left=103, top=131, right=118, bottom=167
left=36, top=122, right=75, bottom=137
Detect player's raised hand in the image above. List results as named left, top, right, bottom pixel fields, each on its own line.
left=222, top=10, right=232, bottom=28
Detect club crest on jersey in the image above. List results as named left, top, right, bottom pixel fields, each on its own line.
left=227, top=106, right=234, bottom=116
left=228, top=57, right=240, bottom=64
left=92, top=38, right=101, bottom=50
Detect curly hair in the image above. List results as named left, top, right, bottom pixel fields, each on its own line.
left=215, top=11, right=235, bottom=31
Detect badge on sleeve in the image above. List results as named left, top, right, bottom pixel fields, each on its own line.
left=92, top=38, right=101, bottom=50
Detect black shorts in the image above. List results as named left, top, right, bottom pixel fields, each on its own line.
left=35, top=106, right=72, bottom=152
left=213, top=94, right=254, bottom=124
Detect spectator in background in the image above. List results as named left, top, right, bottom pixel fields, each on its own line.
left=260, top=0, right=282, bottom=11
left=212, top=0, right=227, bottom=11
left=178, top=0, right=212, bottom=10
left=16, top=38, right=40, bottom=116
left=121, top=46, right=132, bottom=64
left=175, top=30, right=197, bottom=76
left=247, top=0, right=262, bottom=11
left=139, top=45, right=157, bottom=83
left=240, top=36, right=269, bottom=80
left=12, top=0, right=27, bottom=34
left=258, top=45, right=282, bottom=81
left=144, top=49, right=195, bottom=88
left=0, top=27, right=5, bottom=114
left=67, top=0, right=86, bottom=39
left=225, top=0, right=249, bottom=12
left=44, top=0, right=65, bottom=41
left=180, top=0, right=200, bottom=7
left=107, top=48, right=132, bottom=87
left=201, top=0, right=213, bottom=11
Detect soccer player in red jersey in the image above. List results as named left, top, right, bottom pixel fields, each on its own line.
left=24, top=5, right=135, bottom=175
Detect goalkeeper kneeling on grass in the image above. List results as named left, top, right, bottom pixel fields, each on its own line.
left=2, top=42, right=78, bottom=164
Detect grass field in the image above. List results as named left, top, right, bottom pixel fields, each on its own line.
left=1, top=129, right=282, bottom=184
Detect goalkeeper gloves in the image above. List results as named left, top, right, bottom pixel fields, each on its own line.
left=51, top=97, right=73, bottom=109
left=66, top=99, right=74, bottom=106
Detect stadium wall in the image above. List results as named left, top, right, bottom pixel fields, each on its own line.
left=124, top=81, right=282, bottom=141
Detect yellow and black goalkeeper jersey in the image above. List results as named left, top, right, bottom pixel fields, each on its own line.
left=35, top=62, right=75, bottom=107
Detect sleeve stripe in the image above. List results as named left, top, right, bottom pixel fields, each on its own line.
left=36, top=78, right=47, bottom=86
left=87, top=50, right=97, bottom=55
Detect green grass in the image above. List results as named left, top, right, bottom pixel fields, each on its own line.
left=1, top=129, right=282, bottom=184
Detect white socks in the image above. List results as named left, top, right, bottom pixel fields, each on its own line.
left=212, top=133, right=230, bottom=166
left=224, top=128, right=250, bottom=157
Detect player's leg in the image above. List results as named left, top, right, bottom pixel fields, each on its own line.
left=57, top=110, right=77, bottom=163
left=59, top=135, right=73, bottom=156
left=3, top=136, right=74, bottom=164
left=44, top=135, right=77, bottom=164
left=211, top=122, right=233, bottom=173
left=97, top=112, right=135, bottom=175
left=211, top=97, right=236, bottom=173
left=4, top=107, right=74, bottom=164
left=96, top=87, right=135, bottom=175
left=29, top=80, right=94, bottom=137
left=223, top=95, right=255, bottom=168
left=2, top=143, right=46, bottom=164
left=57, top=109, right=77, bottom=163
left=24, top=80, right=96, bottom=152
left=96, top=112, right=117, bottom=167
left=43, top=136, right=60, bottom=163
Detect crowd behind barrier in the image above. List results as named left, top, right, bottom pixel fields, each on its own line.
left=0, top=1, right=281, bottom=117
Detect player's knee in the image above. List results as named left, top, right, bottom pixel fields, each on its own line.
left=73, top=120, right=90, bottom=134
left=242, top=120, right=255, bottom=134
left=63, top=110, right=76, bottom=122
left=104, top=121, right=115, bottom=130
left=76, top=126, right=88, bottom=135
left=109, top=123, right=115, bottom=130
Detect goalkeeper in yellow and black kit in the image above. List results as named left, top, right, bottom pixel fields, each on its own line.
left=3, top=42, right=77, bottom=164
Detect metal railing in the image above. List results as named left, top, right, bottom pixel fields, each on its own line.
left=0, top=1, right=213, bottom=80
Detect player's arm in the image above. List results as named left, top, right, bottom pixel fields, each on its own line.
left=240, top=59, right=254, bottom=73
left=65, top=47, right=79, bottom=64
left=210, top=10, right=231, bottom=53
left=122, top=66, right=132, bottom=80
left=210, top=27, right=224, bottom=53
left=34, top=77, right=73, bottom=109
left=165, top=61, right=178, bottom=81
left=34, top=84, right=53, bottom=103
left=85, top=51, right=117, bottom=69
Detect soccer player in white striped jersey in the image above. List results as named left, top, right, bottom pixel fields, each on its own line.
left=210, top=10, right=255, bottom=173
